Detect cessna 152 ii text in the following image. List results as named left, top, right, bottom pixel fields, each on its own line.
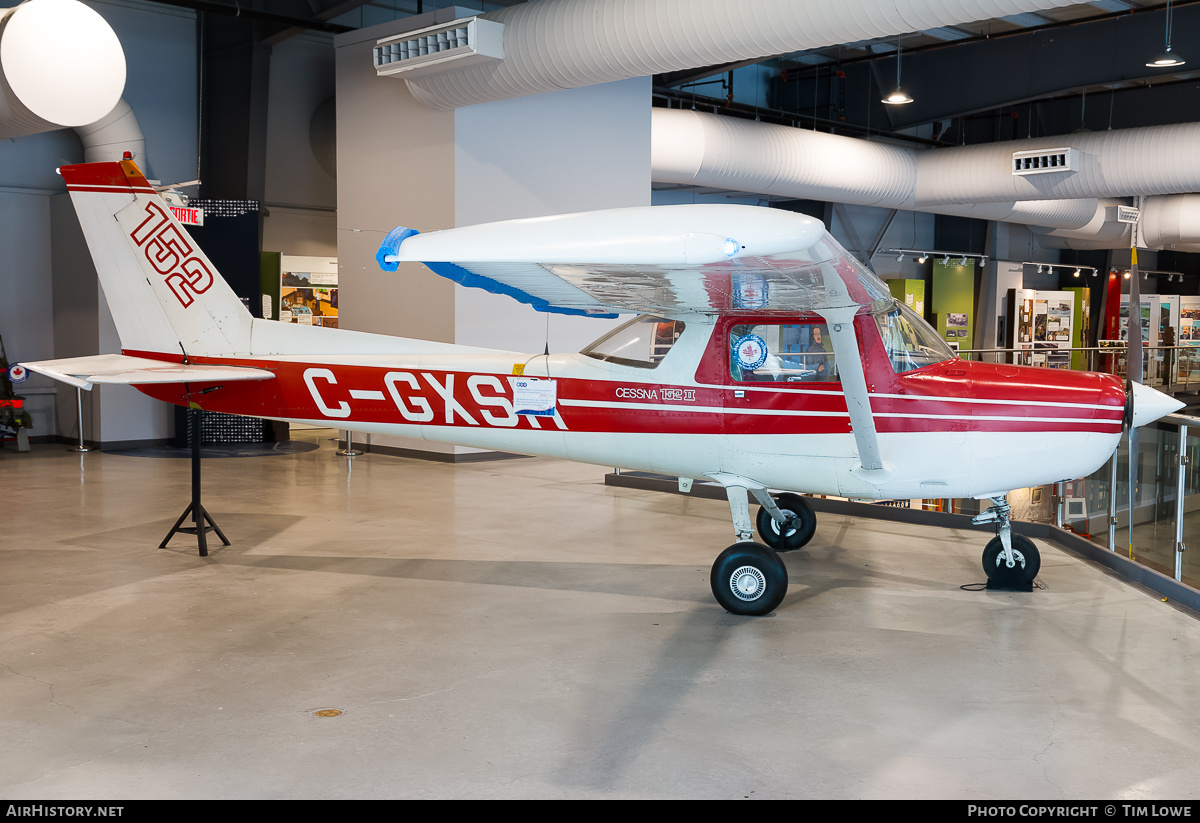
left=23, top=160, right=1184, bottom=615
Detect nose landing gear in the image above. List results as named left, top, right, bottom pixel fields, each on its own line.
left=973, top=495, right=1040, bottom=591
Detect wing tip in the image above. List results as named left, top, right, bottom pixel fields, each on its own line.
left=376, top=226, right=420, bottom=271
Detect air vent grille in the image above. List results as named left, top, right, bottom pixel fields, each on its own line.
left=1012, top=147, right=1078, bottom=176
left=374, top=16, right=503, bottom=80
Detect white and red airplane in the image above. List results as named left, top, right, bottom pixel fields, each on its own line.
left=23, top=159, right=1184, bottom=614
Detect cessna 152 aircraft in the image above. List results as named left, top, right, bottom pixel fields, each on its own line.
left=24, top=160, right=1184, bottom=615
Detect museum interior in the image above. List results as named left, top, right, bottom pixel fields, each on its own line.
left=3, top=0, right=1200, bottom=800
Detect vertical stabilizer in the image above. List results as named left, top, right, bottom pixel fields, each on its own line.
left=59, top=161, right=252, bottom=357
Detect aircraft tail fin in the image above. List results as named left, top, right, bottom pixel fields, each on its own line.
left=59, top=160, right=252, bottom=357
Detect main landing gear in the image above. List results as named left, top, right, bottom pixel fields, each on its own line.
left=707, top=488, right=1041, bottom=611
left=709, top=483, right=818, bottom=616
left=972, top=495, right=1040, bottom=590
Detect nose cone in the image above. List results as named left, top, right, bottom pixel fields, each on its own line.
left=1131, top=382, right=1185, bottom=428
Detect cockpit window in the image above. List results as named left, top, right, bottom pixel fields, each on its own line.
left=729, top=322, right=837, bottom=382
left=874, top=300, right=957, bottom=373
left=581, top=315, right=685, bottom=369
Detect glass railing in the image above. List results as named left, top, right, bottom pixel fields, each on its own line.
left=945, top=413, right=1200, bottom=590
left=959, top=345, right=1200, bottom=390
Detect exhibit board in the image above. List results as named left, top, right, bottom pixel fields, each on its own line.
left=1064, top=287, right=1091, bottom=372
left=888, top=278, right=925, bottom=315
left=261, top=254, right=340, bottom=328
left=932, top=260, right=974, bottom=349
left=1009, top=288, right=1074, bottom=369
left=1179, top=297, right=1200, bottom=383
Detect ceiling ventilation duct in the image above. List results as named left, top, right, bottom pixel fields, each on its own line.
left=0, top=0, right=126, bottom=140
left=75, top=97, right=144, bottom=166
left=652, top=109, right=1200, bottom=249
left=1043, top=195, right=1200, bottom=252
left=651, top=109, right=1110, bottom=232
left=915, top=122, right=1200, bottom=205
left=402, top=0, right=1082, bottom=110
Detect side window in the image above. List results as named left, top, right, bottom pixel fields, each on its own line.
left=729, top=322, right=837, bottom=382
left=581, top=316, right=685, bottom=369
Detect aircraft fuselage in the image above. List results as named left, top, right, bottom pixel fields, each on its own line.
left=130, top=311, right=1126, bottom=501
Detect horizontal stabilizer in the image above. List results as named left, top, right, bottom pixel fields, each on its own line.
left=23, top=354, right=275, bottom=391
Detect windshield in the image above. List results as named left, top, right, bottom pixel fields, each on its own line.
left=874, top=300, right=957, bottom=373
left=580, top=315, right=685, bottom=369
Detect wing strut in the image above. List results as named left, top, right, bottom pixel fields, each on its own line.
left=818, top=305, right=889, bottom=480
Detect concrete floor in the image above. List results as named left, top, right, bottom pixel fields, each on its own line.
left=2, top=428, right=1200, bottom=800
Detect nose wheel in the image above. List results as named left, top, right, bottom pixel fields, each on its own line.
left=982, top=534, right=1041, bottom=589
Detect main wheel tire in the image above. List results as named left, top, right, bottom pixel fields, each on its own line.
left=982, top=534, right=1041, bottom=587
left=710, top=541, right=789, bottom=616
left=755, top=493, right=817, bottom=552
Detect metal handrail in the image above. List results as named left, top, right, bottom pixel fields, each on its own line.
left=956, top=344, right=1200, bottom=391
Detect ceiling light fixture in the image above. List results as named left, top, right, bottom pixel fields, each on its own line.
left=942, top=254, right=951, bottom=265
left=960, top=256, right=969, bottom=266
left=882, top=35, right=914, bottom=105
left=918, top=254, right=927, bottom=264
left=1073, top=268, right=1081, bottom=278
left=1147, top=0, right=1186, bottom=67
left=896, top=253, right=904, bottom=262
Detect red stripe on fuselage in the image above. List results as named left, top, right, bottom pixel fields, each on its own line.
left=121, top=350, right=1124, bottom=436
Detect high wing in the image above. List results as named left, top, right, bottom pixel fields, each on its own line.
left=377, top=203, right=895, bottom=477
left=375, top=204, right=892, bottom=318
left=23, top=354, right=275, bottom=391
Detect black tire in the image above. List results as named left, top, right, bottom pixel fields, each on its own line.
left=982, top=534, right=1041, bottom=587
left=710, top=541, right=789, bottom=616
left=755, top=493, right=817, bottom=552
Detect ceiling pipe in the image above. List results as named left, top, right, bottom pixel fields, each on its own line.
left=652, top=108, right=1200, bottom=249
left=1040, top=195, right=1200, bottom=250
left=916, top=122, right=1200, bottom=205
left=0, top=0, right=125, bottom=140
left=404, top=0, right=1082, bottom=110
left=652, top=108, right=1114, bottom=231
left=75, top=97, right=145, bottom=167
